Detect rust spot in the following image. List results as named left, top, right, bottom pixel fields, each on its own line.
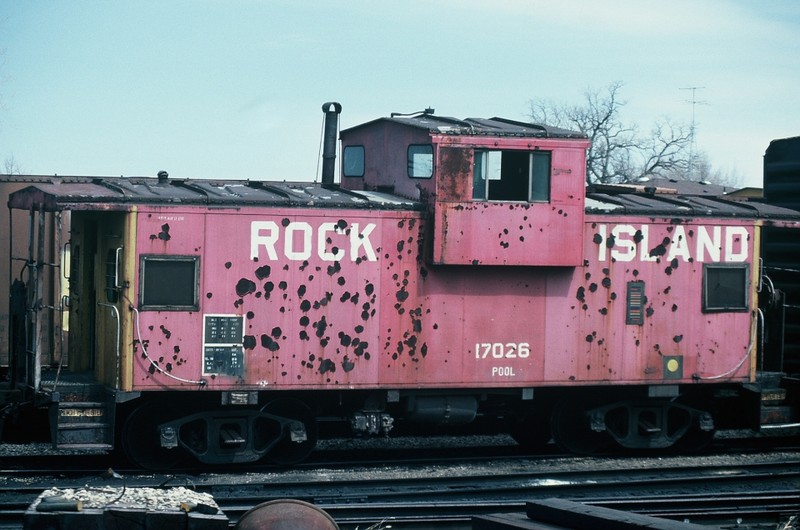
left=327, top=262, right=341, bottom=276
left=588, top=283, right=598, bottom=293
left=314, top=316, right=328, bottom=338
left=243, top=335, right=256, bottom=350
left=157, top=224, right=171, bottom=241
left=261, top=334, right=280, bottom=352
left=160, top=325, right=171, bottom=339
left=281, top=218, right=290, bottom=227
left=342, top=357, right=355, bottom=372
left=576, top=286, right=586, bottom=302
left=673, top=335, right=683, bottom=343
left=601, top=278, right=611, bottom=288
left=672, top=304, right=678, bottom=312
left=255, top=265, right=271, bottom=280
left=236, top=278, right=257, bottom=297
left=225, top=262, right=232, bottom=269
left=319, top=358, right=335, bottom=373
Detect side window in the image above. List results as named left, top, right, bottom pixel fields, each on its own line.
left=530, top=151, right=551, bottom=202
left=702, top=265, right=748, bottom=312
left=140, top=255, right=200, bottom=310
left=408, top=144, right=433, bottom=178
left=343, top=145, right=365, bottom=177
left=472, top=150, right=551, bottom=201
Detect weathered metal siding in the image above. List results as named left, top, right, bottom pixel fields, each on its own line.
left=430, top=138, right=587, bottom=266
left=339, top=122, right=434, bottom=200
left=131, top=209, right=207, bottom=388
left=127, top=200, right=757, bottom=392
left=542, top=216, right=757, bottom=385
left=130, top=207, right=428, bottom=389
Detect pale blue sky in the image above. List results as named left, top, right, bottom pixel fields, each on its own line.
left=1, top=0, right=798, bottom=188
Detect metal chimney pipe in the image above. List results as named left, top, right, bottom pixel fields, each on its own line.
left=321, top=102, right=342, bottom=185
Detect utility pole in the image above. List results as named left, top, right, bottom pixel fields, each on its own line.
left=680, top=86, right=707, bottom=181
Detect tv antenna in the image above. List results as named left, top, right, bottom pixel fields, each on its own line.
left=680, top=86, right=708, bottom=180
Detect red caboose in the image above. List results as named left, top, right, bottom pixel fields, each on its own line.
left=4, top=105, right=800, bottom=467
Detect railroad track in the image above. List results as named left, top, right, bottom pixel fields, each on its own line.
left=1, top=452, right=798, bottom=529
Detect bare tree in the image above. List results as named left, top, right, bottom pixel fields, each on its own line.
left=4, top=153, right=22, bottom=174
left=528, top=82, right=693, bottom=185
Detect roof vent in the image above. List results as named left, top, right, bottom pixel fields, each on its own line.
left=157, top=170, right=169, bottom=184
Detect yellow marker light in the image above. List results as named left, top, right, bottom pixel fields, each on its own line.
left=666, top=359, right=680, bottom=372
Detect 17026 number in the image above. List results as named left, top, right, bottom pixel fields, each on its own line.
left=474, top=342, right=530, bottom=359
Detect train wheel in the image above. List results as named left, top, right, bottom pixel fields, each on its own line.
left=261, top=398, right=318, bottom=465
left=122, top=401, right=191, bottom=470
left=551, top=400, right=613, bottom=455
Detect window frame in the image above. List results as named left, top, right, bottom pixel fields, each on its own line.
left=702, top=264, right=749, bottom=313
left=472, top=149, right=551, bottom=202
left=139, top=254, right=201, bottom=311
left=407, top=144, right=434, bottom=179
left=342, top=145, right=365, bottom=178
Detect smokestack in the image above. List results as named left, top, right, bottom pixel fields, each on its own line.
left=321, top=102, right=342, bottom=185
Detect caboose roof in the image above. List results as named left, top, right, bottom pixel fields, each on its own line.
left=7, top=175, right=799, bottom=220
left=7, top=176, right=425, bottom=212
left=341, top=113, right=587, bottom=139
left=586, top=181, right=799, bottom=219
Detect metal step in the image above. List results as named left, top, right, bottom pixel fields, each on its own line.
left=51, top=399, right=115, bottom=450
left=761, top=387, right=787, bottom=406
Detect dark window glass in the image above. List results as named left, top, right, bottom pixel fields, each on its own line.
left=703, top=265, right=748, bottom=312
left=140, top=255, right=199, bottom=310
left=472, top=149, right=551, bottom=202
left=530, top=151, right=551, bottom=202
left=343, top=145, right=365, bottom=177
left=408, top=144, right=433, bottom=178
